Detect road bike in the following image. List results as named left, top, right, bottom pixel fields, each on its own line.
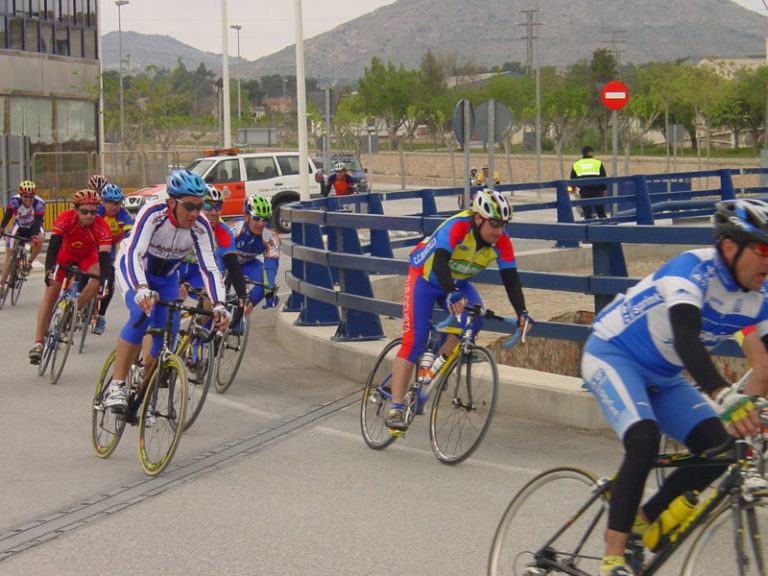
left=487, top=421, right=768, bottom=576
left=360, top=304, right=524, bottom=465
left=0, top=233, right=32, bottom=308
left=90, top=298, right=212, bottom=475
left=76, top=292, right=101, bottom=354
left=38, top=264, right=100, bottom=384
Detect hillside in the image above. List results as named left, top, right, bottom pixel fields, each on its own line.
left=102, top=0, right=768, bottom=84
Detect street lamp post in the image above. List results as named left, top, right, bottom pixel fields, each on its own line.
left=230, top=24, right=242, bottom=120
left=115, top=0, right=129, bottom=145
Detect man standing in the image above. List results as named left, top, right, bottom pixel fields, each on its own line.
left=570, top=146, right=608, bottom=219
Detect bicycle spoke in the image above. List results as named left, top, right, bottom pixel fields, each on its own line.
left=360, top=338, right=401, bottom=450
left=91, top=349, right=126, bottom=458
left=214, top=316, right=250, bottom=393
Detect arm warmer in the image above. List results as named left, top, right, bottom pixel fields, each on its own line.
left=500, top=267, right=528, bottom=317
left=98, top=251, right=113, bottom=286
left=45, top=233, right=63, bottom=271
left=669, top=303, right=730, bottom=396
left=223, top=252, right=248, bottom=300
left=432, top=248, right=456, bottom=294
left=33, top=214, right=44, bottom=235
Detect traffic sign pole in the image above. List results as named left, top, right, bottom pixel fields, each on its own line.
left=600, top=81, right=629, bottom=214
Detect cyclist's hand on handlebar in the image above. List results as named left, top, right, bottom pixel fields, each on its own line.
left=447, top=291, right=465, bottom=318
left=44, top=269, right=55, bottom=286
left=212, top=302, right=230, bottom=331
left=134, top=286, right=156, bottom=315
left=262, top=291, right=280, bottom=309
left=715, top=387, right=760, bottom=437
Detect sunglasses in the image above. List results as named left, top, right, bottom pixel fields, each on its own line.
left=78, top=208, right=98, bottom=215
left=749, top=243, right=768, bottom=257
left=21, top=193, right=35, bottom=199
left=486, top=218, right=505, bottom=229
left=252, top=217, right=269, bottom=223
left=180, top=201, right=205, bottom=212
left=203, top=202, right=223, bottom=212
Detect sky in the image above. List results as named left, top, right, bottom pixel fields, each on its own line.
left=99, top=0, right=768, bottom=62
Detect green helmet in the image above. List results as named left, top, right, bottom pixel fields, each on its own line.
left=245, top=195, right=272, bottom=218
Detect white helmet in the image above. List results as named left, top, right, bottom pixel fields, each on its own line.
left=333, top=161, right=346, bottom=171
left=472, top=189, right=512, bottom=222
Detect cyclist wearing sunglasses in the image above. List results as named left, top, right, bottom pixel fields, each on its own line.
left=102, top=169, right=230, bottom=412
left=230, top=195, right=281, bottom=313
left=385, top=188, right=532, bottom=431
left=0, top=180, right=45, bottom=300
left=28, top=189, right=113, bottom=364
left=91, top=183, right=134, bottom=335
left=580, top=198, right=768, bottom=576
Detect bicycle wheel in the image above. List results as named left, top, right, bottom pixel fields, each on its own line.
left=138, top=353, right=187, bottom=476
left=0, top=252, right=13, bottom=309
left=488, top=467, right=608, bottom=576
left=213, top=315, right=250, bottom=393
left=38, top=308, right=59, bottom=376
left=9, top=251, right=23, bottom=306
left=429, top=344, right=498, bottom=464
left=91, top=348, right=127, bottom=458
left=360, top=337, right=401, bottom=450
left=681, top=491, right=768, bottom=576
left=654, top=434, right=688, bottom=487
left=49, top=300, right=76, bottom=384
left=177, top=332, right=212, bottom=431
left=78, top=298, right=97, bottom=354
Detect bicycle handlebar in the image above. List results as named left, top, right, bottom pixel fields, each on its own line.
left=436, top=303, right=531, bottom=348
left=131, top=294, right=215, bottom=329
left=56, top=263, right=101, bottom=281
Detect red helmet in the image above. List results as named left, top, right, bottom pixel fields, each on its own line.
left=72, top=189, right=101, bottom=206
left=88, top=174, right=109, bottom=192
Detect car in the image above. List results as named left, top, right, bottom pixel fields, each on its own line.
left=124, top=149, right=323, bottom=233
left=314, top=154, right=369, bottom=194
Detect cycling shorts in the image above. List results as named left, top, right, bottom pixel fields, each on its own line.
left=178, top=261, right=204, bottom=290
left=54, top=250, right=99, bottom=284
left=581, top=334, right=719, bottom=442
left=396, top=267, right=482, bottom=363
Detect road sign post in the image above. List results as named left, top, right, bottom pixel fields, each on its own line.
left=601, top=81, right=629, bottom=208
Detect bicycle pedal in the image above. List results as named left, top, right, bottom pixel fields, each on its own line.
left=387, top=428, right=406, bottom=437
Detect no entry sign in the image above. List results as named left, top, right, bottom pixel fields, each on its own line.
left=601, top=81, right=629, bottom=110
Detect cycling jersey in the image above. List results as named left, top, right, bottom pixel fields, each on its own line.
left=97, top=204, right=134, bottom=257
left=179, top=220, right=238, bottom=288
left=2, top=194, right=45, bottom=243
left=230, top=219, right=280, bottom=304
left=324, top=172, right=355, bottom=196
left=47, top=209, right=112, bottom=282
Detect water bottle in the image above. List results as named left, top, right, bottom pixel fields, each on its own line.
left=417, top=351, right=435, bottom=384
left=425, top=353, right=449, bottom=382
left=642, top=491, right=698, bottom=552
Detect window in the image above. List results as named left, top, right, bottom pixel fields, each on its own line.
left=244, top=157, right=278, bottom=181
left=59, top=0, right=72, bottom=23
left=29, top=0, right=42, bottom=18
left=276, top=155, right=300, bottom=176
left=82, top=26, right=94, bottom=58
left=207, top=158, right=241, bottom=183
left=25, top=19, right=38, bottom=51
left=10, top=97, right=54, bottom=144
left=0, top=17, right=7, bottom=49
left=56, top=99, right=95, bottom=143
left=69, top=25, right=80, bottom=57
left=40, top=20, right=52, bottom=52
left=54, top=22, right=67, bottom=54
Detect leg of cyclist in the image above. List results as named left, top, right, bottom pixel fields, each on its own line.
left=77, top=262, right=101, bottom=311
left=94, top=265, right=116, bottom=335
left=30, top=267, right=65, bottom=364
left=241, top=259, right=265, bottom=312
left=740, top=328, right=768, bottom=397
left=28, top=230, right=44, bottom=267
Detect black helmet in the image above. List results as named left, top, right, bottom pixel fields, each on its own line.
left=581, top=145, right=594, bottom=156
left=713, top=199, right=768, bottom=245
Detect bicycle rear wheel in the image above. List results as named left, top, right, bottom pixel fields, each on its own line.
left=9, top=251, right=24, bottom=306
left=49, top=300, right=76, bottom=384
left=488, top=467, right=608, bottom=576
left=138, top=353, right=187, bottom=476
left=177, top=332, right=212, bottom=430
left=91, top=348, right=127, bottom=458
left=38, top=308, right=58, bottom=376
left=360, top=337, right=402, bottom=450
left=429, top=344, right=498, bottom=464
left=213, top=315, right=250, bottom=393
left=78, top=298, right=97, bottom=353
left=681, top=491, right=768, bottom=576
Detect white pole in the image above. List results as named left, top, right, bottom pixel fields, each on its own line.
left=115, top=0, right=128, bottom=146
left=295, top=0, right=310, bottom=201
left=230, top=25, right=242, bottom=120
left=221, top=0, right=232, bottom=148
left=97, top=1, right=105, bottom=173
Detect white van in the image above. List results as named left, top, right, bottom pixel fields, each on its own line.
left=124, top=149, right=323, bottom=233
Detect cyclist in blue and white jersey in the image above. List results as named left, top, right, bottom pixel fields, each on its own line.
left=103, top=169, right=230, bottom=412
left=0, top=180, right=46, bottom=298
left=581, top=198, right=768, bottom=576
left=230, top=195, right=280, bottom=313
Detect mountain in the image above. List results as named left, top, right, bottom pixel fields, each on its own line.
left=103, top=0, right=768, bottom=84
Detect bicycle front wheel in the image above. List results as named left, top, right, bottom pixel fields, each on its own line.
left=681, top=491, right=768, bottom=576
left=91, top=348, right=127, bottom=458
left=360, top=337, right=401, bottom=450
left=488, top=467, right=608, bottom=576
left=177, top=333, right=212, bottom=430
left=78, top=298, right=97, bottom=354
left=429, top=344, right=498, bottom=464
left=213, top=315, right=250, bottom=393
left=138, top=353, right=187, bottom=476
left=49, top=300, right=76, bottom=384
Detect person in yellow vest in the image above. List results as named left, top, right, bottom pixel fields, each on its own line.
left=570, top=146, right=608, bottom=219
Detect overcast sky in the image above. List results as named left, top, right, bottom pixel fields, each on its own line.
left=98, top=0, right=768, bottom=62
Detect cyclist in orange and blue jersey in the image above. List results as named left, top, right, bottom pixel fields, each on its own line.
left=322, top=161, right=356, bottom=197
left=93, top=183, right=134, bottom=334
left=385, top=189, right=532, bottom=431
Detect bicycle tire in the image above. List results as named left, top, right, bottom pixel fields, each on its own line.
left=488, top=466, right=608, bottom=576
left=429, top=344, right=498, bottom=464
left=49, top=299, right=76, bottom=384
left=90, top=348, right=127, bottom=458
left=681, top=490, right=768, bottom=576
left=0, top=251, right=13, bottom=309
left=138, top=353, right=187, bottom=476
left=78, top=298, right=97, bottom=354
left=176, top=331, right=212, bottom=430
left=38, top=307, right=59, bottom=376
left=9, top=250, right=24, bottom=306
left=213, top=315, right=250, bottom=393
left=360, top=337, right=401, bottom=450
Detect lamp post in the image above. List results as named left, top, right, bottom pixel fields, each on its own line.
left=230, top=24, right=242, bottom=120
left=115, top=0, right=129, bottom=145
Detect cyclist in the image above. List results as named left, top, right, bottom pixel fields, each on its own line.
left=475, top=163, right=500, bottom=187
left=580, top=198, right=767, bottom=576
left=322, top=161, right=356, bottom=197
left=0, top=180, right=45, bottom=299
left=385, top=189, right=531, bottom=431
left=92, top=183, right=134, bottom=335
left=87, top=174, right=109, bottom=193
left=103, top=169, right=230, bottom=411
left=230, top=195, right=281, bottom=313
left=28, top=189, right=113, bottom=364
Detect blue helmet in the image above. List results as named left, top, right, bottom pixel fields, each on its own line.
left=166, top=169, right=206, bottom=198
left=100, top=183, right=124, bottom=202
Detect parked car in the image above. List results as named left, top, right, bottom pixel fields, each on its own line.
left=124, top=149, right=323, bottom=233
left=314, top=154, right=369, bottom=194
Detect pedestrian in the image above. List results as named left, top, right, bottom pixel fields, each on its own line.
left=570, top=146, right=608, bottom=219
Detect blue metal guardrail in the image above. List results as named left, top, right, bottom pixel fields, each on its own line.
left=281, top=167, right=768, bottom=358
